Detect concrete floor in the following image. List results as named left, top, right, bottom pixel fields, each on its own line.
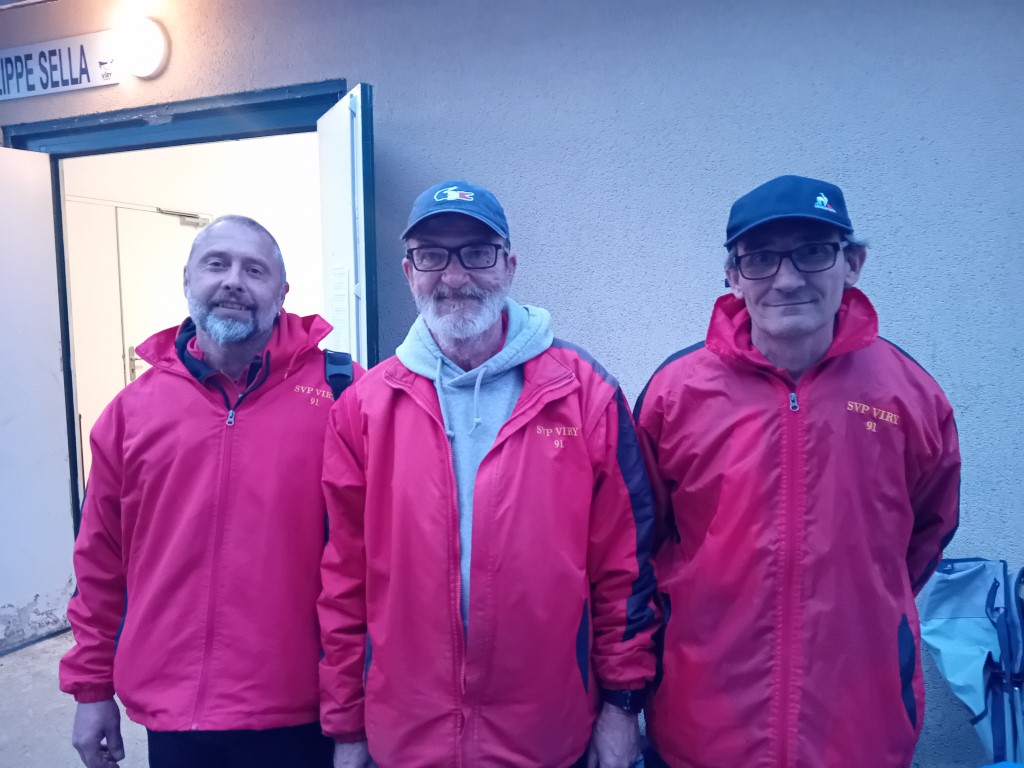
left=0, top=630, right=148, bottom=768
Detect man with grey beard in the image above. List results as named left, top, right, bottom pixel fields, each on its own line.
left=320, top=182, right=658, bottom=768
left=61, top=215, right=360, bottom=768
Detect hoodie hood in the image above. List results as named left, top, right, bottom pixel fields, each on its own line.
left=397, top=297, right=552, bottom=438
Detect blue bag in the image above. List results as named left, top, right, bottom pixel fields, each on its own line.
left=918, top=558, right=1024, bottom=762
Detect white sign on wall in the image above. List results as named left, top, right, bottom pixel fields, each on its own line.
left=0, top=30, right=120, bottom=102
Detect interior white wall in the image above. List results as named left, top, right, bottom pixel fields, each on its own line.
left=62, top=133, right=323, bottom=318
left=64, top=200, right=123, bottom=481
left=61, top=134, right=322, bottom=476
left=1, top=2, right=1020, bottom=764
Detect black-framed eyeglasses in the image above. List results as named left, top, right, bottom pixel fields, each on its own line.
left=406, top=243, right=505, bottom=272
left=735, top=241, right=846, bottom=280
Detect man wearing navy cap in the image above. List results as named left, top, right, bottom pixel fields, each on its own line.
left=319, top=181, right=658, bottom=767
left=634, top=175, right=961, bottom=767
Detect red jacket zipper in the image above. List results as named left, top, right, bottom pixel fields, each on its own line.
left=777, top=383, right=807, bottom=767
left=396, top=372, right=575, bottom=766
left=188, top=412, right=236, bottom=728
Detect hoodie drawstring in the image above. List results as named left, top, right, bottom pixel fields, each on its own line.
left=434, top=357, right=488, bottom=439
left=468, top=366, right=486, bottom=435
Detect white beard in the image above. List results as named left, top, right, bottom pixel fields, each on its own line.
left=414, top=279, right=510, bottom=347
left=187, top=289, right=280, bottom=346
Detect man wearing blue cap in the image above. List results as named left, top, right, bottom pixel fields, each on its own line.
left=319, top=181, right=659, bottom=767
left=633, top=175, right=961, bottom=767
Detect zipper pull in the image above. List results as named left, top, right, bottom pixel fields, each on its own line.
left=789, top=392, right=800, bottom=412
left=226, top=409, right=236, bottom=426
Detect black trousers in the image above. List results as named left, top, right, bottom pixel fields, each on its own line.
left=643, top=741, right=671, bottom=767
left=147, top=722, right=333, bottom=768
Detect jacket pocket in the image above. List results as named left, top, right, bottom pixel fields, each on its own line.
left=897, top=614, right=918, bottom=729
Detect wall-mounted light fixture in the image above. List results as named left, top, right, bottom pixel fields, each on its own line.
left=114, top=16, right=169, bottom=79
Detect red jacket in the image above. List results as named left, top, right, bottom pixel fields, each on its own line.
left=60, top=312, right=362, bottom=731
left=635, top=289, right=960, bottom=768
left=319, top=342, right=658, bottom=767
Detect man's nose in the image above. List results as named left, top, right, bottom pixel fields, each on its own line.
left=440, top=256, right=471, bottom=287
left=772, top=255, right=807, bottom=290
left=220, top=263, right=246, bottom=291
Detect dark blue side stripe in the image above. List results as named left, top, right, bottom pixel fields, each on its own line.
left=879, top=337, right=932, bottom=378
left=897, top=614, right=918, bottom=729
left=883, top=337, right=962, bottom=582
left=633, top=341, right=705, bottom=421
left=550, top=338, right=619, bottom=388
left=911, top=555, right=941, bottom=594
left=650, top=591, right=672, bottom=695
left=77, top=488, right=129, bottom=653
left=113, top=590, right=128, bottom=653
left=364, top=633, right=373, bottom=683
left=576, top=600, right=590, bottom=693
left=938, top=437, right=962, bottom=556
left=615, top=390, right=657, bottom=642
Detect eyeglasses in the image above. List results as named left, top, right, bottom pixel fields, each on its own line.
left=734, top=242, right=846, bottom=280
left=406, top=243, right=505, bottom=272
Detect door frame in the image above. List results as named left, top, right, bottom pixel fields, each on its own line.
left=2, top=78, right=379, bottom=532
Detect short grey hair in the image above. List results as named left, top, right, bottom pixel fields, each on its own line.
left=724, top=231, right=868, bottom=271
left=189, top=214, right=287, bottom=282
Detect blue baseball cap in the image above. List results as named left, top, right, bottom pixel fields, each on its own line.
left=401, top=180, right=510, bottom=240
left=724, top=175, right=854, bottom=247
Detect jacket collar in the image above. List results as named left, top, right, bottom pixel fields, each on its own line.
left=384, top=345, right=576, bottom=415
left=705, top=287, right=879, bottom=371
left=136, top=310, right=333, bottom=381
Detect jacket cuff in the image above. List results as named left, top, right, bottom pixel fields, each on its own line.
left=602, top=688, right=646, bottom=714
left=72, top=685, right=116, bottom=703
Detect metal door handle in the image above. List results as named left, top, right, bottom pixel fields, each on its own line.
left=128, top=345, right=140, bottom=381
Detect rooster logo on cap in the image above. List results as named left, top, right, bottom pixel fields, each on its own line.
left=434, top=186, right=475, bottom=203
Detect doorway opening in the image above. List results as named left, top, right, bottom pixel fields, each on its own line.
left=1, top=78, right=375, bottom=562
left=62, top=132, right=329, bottom=479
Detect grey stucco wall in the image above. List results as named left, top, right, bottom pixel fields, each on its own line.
left=2, top=1, right=1021, bottom=764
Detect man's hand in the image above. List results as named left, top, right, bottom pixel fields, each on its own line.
left=333, top=740, right=371, bottom=768
left=587, top=702, right=641, bottom=768
left=71, top=699, right=125, bottom=768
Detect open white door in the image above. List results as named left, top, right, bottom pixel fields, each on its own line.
left=318, top=84, right=375, bottom=366
left=0, top=147, right=75, bottom=651
left=118, top=207, right=210, bottom=382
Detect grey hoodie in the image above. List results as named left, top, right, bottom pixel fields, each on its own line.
left=395, top=298, right=553, bottom=634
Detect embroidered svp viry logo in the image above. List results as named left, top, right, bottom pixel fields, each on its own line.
left=536, top=424, right=580, bottom=449
left=815, top=193, right=837, bottom=212
left=294, top=383, right=335, bottom=407
left=434, top=186, right=475, bottom=202
left=847, top=400, right=900, bottom=433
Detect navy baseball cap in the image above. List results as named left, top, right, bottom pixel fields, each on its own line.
left=724, top=175, right=853, bottom=247
left=401, top=180, right=510, bottom=240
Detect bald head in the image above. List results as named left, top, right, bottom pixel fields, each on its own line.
left=189, top=215, right=287, bottom=283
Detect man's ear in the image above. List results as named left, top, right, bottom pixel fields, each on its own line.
left=843, top=246, right=867, bottom=287
left=726, top=269, right=743, bottom=298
